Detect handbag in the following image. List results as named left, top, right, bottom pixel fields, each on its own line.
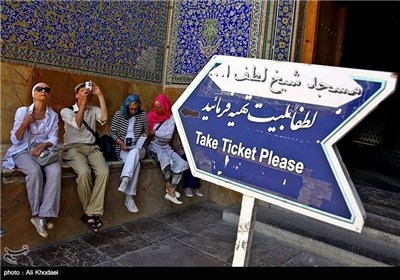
left=28, top=144, right=59, bottom=166
left=81, top=119, right=118, bottom=161
left=25, top=107, right=59, bottom=166
left=96, top=134, right=119, bottom=161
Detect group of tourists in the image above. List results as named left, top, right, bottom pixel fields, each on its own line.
left=2, top=81, right=203, bottom=238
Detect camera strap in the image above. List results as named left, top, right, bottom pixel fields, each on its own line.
left=68, top=107, right=99, bottom=140
left=82, top=120, right=99, bottom=140
left=146, top=121, right=164, bottom=144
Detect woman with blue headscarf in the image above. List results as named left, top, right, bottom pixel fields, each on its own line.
left=110, top=94, right=148, bottom=213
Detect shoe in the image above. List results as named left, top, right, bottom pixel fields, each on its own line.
left=118, top=178, right=129, bottom=193
left=31, top=217, right=48, bottom=238
left=80, top=214, right=98, bottom=233
left=193, top=189, right=203, bottom=197
left=165, top=189, right=181, bottom=198
left=125, top=199, right=139, bottom=213
left=164, top=193, right=182, bottom=205
left=93, top=216, right=103, bottom=228
left=184, top=188, right=193, bottom=197
left=46, top=218, right=54, bottom=230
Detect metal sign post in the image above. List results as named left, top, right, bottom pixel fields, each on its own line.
left=172, top=55, right=397, bottom=265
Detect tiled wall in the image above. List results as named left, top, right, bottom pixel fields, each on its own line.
left=1, top=0, right=301, bottom=143
left=1, top=1, right=168, bottom=82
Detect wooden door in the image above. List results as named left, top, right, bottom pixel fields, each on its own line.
left=313, top=1, right=346, bottom=66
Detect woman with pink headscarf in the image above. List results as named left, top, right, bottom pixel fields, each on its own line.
left=147, top=94, right=188, bottom=204
left=2, top=82, right=61, bottom=238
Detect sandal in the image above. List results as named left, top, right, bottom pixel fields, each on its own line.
left=80, top=214, right=98, bottom=233
left=93, top=216, right=103, bottom=229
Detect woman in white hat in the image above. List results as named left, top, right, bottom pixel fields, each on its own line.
left=2, top=82, right=61, bottom=238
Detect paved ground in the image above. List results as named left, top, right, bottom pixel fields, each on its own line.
left=1, top=202, right=340, bottom=269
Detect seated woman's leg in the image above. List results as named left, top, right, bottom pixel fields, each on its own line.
left=38, top=161, right=62, bottom=231
left=14, top=152, right=48, bottom=238
left=120, top=149, right=141, bottom=213
left=162, top=165, right=174, bottom=195
left=120, top=148, right=141, bottom=195
left=163, top=165, right=182, bottom=204
left=171, top=172, right=183, bottom=189
left=14, top=152, right=44, bottom=217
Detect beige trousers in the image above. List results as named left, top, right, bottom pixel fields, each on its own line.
left=62, top=144, right=109, bottom=216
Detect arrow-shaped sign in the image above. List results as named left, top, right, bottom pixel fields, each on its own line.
left=172, top=55, right=397, bottom=232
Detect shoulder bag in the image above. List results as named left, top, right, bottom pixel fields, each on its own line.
left=26, top=107, right=59, bottom=166
left=81, top=118, right=118, bottom=161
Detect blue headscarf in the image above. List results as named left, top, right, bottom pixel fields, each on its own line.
left=120, top=93, right=142, bottom=119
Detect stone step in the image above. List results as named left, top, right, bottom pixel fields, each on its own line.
left=363, top=203, right=400, bottom=237
left=222, top=203, right=399, bottom=267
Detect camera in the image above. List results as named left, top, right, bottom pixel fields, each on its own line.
left=85, top=81, right=92, bottom=90
left=125, top=138, right=133, bottom=146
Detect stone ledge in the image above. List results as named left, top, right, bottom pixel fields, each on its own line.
left=1, top=144, right=158, bottom=184
left=0, top=145, right=212, bottom=252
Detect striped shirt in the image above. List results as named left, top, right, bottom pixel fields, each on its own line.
left=110, top=110, right=148, bottom=158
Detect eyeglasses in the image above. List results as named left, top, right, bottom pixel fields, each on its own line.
left=129, top=107, right=139, bottom=111
left=34, top=86, right=51, bottom=93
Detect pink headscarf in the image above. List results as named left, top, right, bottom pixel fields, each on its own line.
left=147, top=93, right=172, bottom=131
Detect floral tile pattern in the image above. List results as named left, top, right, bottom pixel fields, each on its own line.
left=166, top=0, right=264, bottom=85
left=0, top=0, right=168, bottom=82
left=270, top=0, right=297, bottom=61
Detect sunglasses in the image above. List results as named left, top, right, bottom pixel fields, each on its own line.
left=34, top=86, right=51, bottom=93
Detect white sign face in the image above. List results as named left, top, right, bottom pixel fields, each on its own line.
left=172, top=55, right=398, bottom=232
left=209, top=60, right=363, bottom=108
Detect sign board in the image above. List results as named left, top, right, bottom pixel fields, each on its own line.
left=172, top=55, right=397, bottom=232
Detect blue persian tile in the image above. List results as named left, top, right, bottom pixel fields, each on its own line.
left=1, top=0, right=168, bottom=82
left=271, top=0, right=296, bottom=61
left=166, top=0, right=264, bottom=85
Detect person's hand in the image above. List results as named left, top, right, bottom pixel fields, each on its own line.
left=22, top=113, right=36, bottom=127
left=91, top=82, right=102, bottom=96
left=77, top=88, right=92, bottom=110
left=120, top=143, right=129, bottom=151
left=30, top=143, right=46, bottom=157
left=117, top=139, right=129, bottom=151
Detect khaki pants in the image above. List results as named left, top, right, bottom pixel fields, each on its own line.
left=62, top=144, right=109, bottom=216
